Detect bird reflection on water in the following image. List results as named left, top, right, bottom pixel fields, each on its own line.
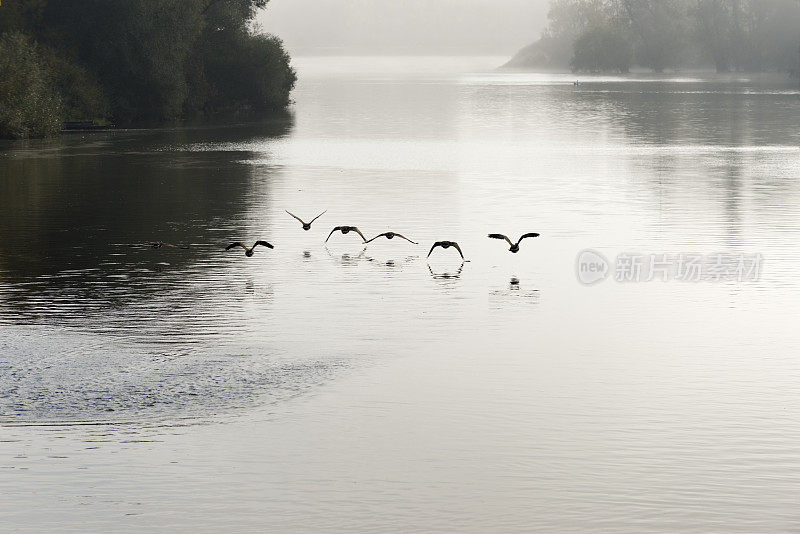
left=126, top=241, right=190, bottom=250
left=489, top=276, right=540, bottom=306
left=363, top=254, right=418, bottom=273
left=324, top=246, right=367, bottom=266
left=427, top=262, right=464, bottom=280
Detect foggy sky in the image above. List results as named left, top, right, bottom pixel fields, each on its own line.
left=257, top=0, right=550, bottom=56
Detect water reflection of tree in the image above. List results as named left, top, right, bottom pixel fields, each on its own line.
left=578, top=80, right=799, bottom=147
left=0, top=120, right=293, bottom=319
left=576, top=80, right=800, bottom=244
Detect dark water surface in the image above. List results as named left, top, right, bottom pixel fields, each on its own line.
left=1, top=57, right=800, bottom=532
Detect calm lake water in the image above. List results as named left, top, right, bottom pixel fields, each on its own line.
left=2, top=56, right=800, bottom=532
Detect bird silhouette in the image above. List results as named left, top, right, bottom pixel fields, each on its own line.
left=325, top=226, right=367, bottom=243
left=286, top=210, right=326, bottom=230
left=427, top=241, right=464, bottom=260
left=488, top=233, right=540, bottom=253
left=225, top=241, right=274, bottom=257
left=364, top=231, right=418, bottom=244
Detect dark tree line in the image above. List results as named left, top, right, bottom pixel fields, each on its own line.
left=0, top=0, right=296, bottom=138
left=506, top=0, right=800, bottom=74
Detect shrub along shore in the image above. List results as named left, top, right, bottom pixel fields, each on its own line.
left=0, top=0, right=296, bottom=139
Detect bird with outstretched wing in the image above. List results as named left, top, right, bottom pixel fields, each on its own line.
left=325, top=226, right=367, bottom=243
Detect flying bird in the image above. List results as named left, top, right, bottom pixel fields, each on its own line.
left=325, top=226, right=367, bottom=243
left=364, top=231, right=418, bottom=245
left=285, top=209, right=326, bottom=230
left=225, top=241, right=274, bottom=257
left=488, top=233, right=540, bottom=253
left=427, top=241, right=464, bottom=260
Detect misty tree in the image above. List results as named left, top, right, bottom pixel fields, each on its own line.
left=692, top=0, right=740, bottom=71
left=505, top=0, right=618, bottom=69
left=622, top=0, right=690, bottom=72
left=691, top=0, right=800, bottom=72
left=509, top=0, right=800, bottom=74
left=571, top=25, right=632, bottom=72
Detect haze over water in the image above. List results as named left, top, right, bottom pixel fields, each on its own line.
left=2, top=56, right=800, bottom=532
